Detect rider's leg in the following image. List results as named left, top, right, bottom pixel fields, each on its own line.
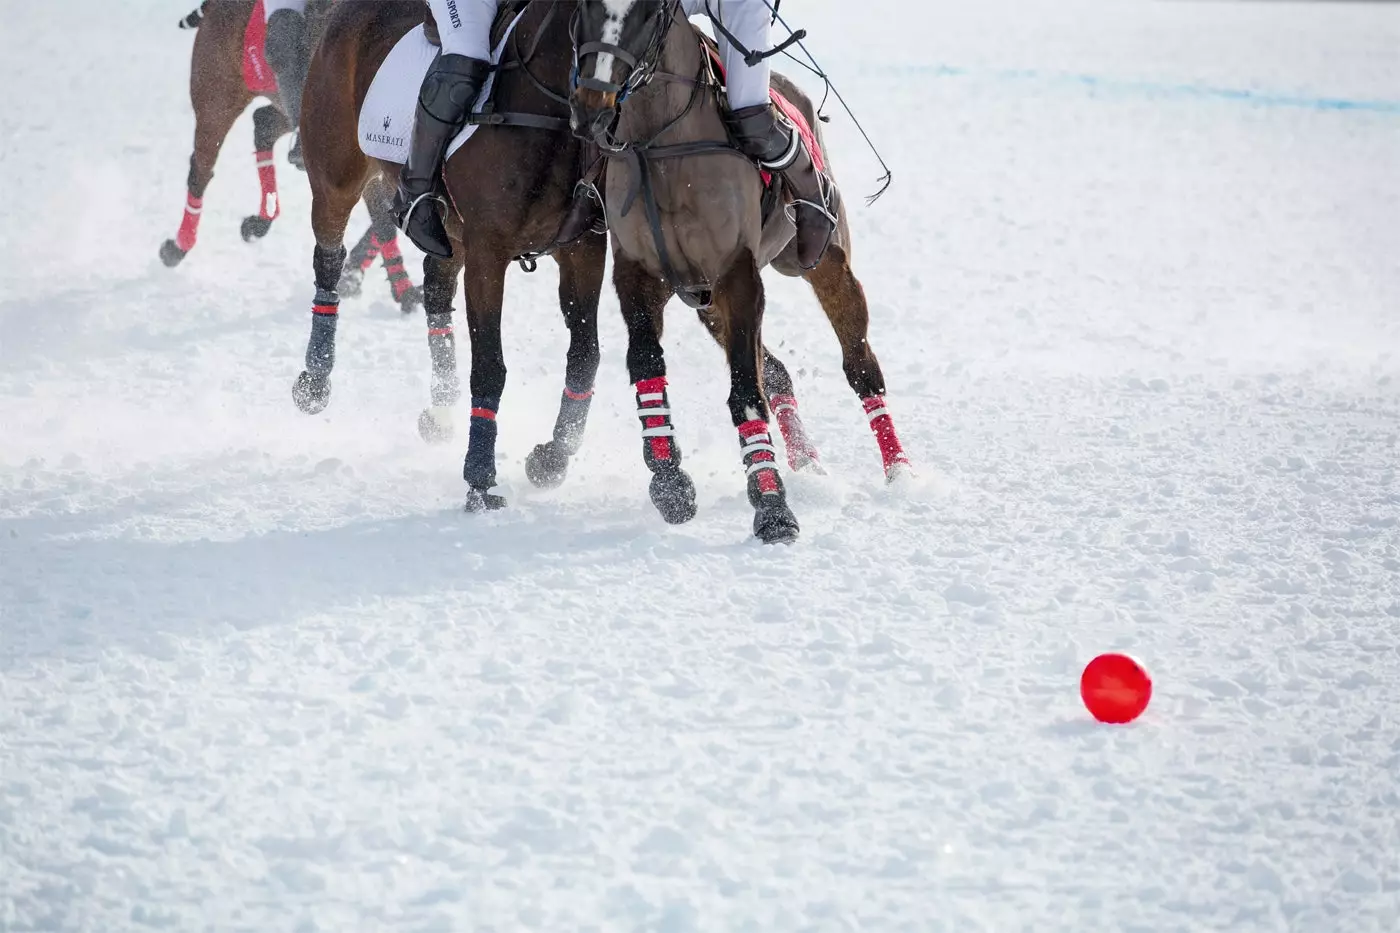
left=391, top=0, right=497, bottom=259
left=707, top=0, right=838, bottom=269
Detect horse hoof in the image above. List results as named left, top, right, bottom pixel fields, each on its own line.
left=398, top=285, right=424, bottom=314
left=649, top=469, right=697, bottom=525
left=241, top=215, right=273, bottom=242
left=885, top=461, right=916, bottom=484
left=159, top=239, right=187, bottom=268
left=338, top=268, right=365, bottom=299
left=790, top=453, right=827, bottom=476
left=753, top=500, right=800, bottom=545
left=417, top=407, right=454, bottom=444
left=293, top=371, right=331, bottom=414
left=464, top=487, right=508, bottom=513
left=524, top=442, right=570, bottom=489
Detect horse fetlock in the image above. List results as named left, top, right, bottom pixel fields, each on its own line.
left=649, top=467, right=697, bottom=525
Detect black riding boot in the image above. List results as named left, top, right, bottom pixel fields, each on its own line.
left=725, top=103, right=839, bottom=270
left=265, top=8, right=310, bottom=170
left=392, top=54, right=493, bottom=260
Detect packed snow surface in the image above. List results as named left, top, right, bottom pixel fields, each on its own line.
left=2, top=1, right=1398, bottom=929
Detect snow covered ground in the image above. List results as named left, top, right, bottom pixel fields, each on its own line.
left=2, top=1, right=1398, bottom=929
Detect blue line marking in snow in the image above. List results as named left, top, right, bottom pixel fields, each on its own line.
left=891, top=64, right=1400, bottom=115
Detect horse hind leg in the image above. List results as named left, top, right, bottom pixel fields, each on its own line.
left=695, top=309, right=823, bottom=475
left=239, top=104, right=290, bottom=242
left=161, top=82, right=250, bottom=267
left=762, top=348, right=824, bottom=475
left=525, top=233, right=607, bottom=490
left=362, top=177, right=423, bottom=313
left=803, top=245, right=912, bottom=481
left=615, top=255, right=697, bottom=525
left=714, top=253, right=799, bottom=544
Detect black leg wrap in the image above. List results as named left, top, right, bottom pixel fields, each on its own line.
left=313, top=244, right=346, bottom=298
left=553, top=388, right=594, bottom=455
left=185, top=154, right=207, bottom=198
left=305, top=312, right=337, bottom=377
left=252, top=105, right=285, bottom=153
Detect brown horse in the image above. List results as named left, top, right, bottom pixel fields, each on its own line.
left=570, top=0, right=913, bottom=544
left=161, top=0, right=421, bottom=312
left=291, top=0, right=829, bottom=518
left=291, top=0, right=610, bottom=510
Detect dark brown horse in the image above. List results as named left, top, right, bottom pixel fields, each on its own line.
left=570, top=0, right=912, bottom=544
left=292, top=0, right=829, bottom=518
left=291, top=0, right=611, bottom=510
left=161, top=0, right=420, bottom=312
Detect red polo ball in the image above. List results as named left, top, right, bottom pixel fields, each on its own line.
left=1080, top=653, right=1152, bottom=724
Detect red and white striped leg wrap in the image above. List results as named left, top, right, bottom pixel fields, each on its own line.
left=636, top=377, right=677, bottom=469
left=175, top=192, right=203, bottom=252
left=769, top=393, right=821, bottom=471
left=862, top=394, right=911, bottom=476
left=738, top=419, right=782, bottom=497
left=255, top=149, right=279, bottom=221
left=375, top=234, right=414, bottom=301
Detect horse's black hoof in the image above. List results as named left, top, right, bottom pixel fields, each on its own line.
left=753, top=500, right=800, bottom=545
left=398, top=285, right=424, bottom=314
left=293, top=371, right=331, bottom=414
left=338, top=267, right=364, bottom=299
left=649, top=468, right=697, bottom=525
left=524, top=442, right=570, bottom=489
left=159, top=239, right=187, bottom=268
left=464, top=487, right=507, bottom=513
left=417, top=407, right=454, bottom=445
left=241, top=215, right=273, bottom=242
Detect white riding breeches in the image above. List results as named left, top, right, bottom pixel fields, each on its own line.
left=263, top=0, right=307, bottom=21
left=428, top=0, right=501, bottom=61
left=681, top=0, right=773, bottom=110
left=422, top=0, right=774, bottom=110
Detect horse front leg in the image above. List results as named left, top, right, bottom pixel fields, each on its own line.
left=460, top=254, right=510, bottom=512
left=525, top=233, right=607, bottom=490
left=718, top=253, right=799, bottom=544
left=615, top=255, right=697, bottom=525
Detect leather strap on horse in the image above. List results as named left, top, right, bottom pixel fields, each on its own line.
left=703, top=0, right=806, bottom=67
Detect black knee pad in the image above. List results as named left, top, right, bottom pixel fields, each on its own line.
left=418, top=54, right=492, bottom=124
left=252, top=105, right=286, bottom=152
